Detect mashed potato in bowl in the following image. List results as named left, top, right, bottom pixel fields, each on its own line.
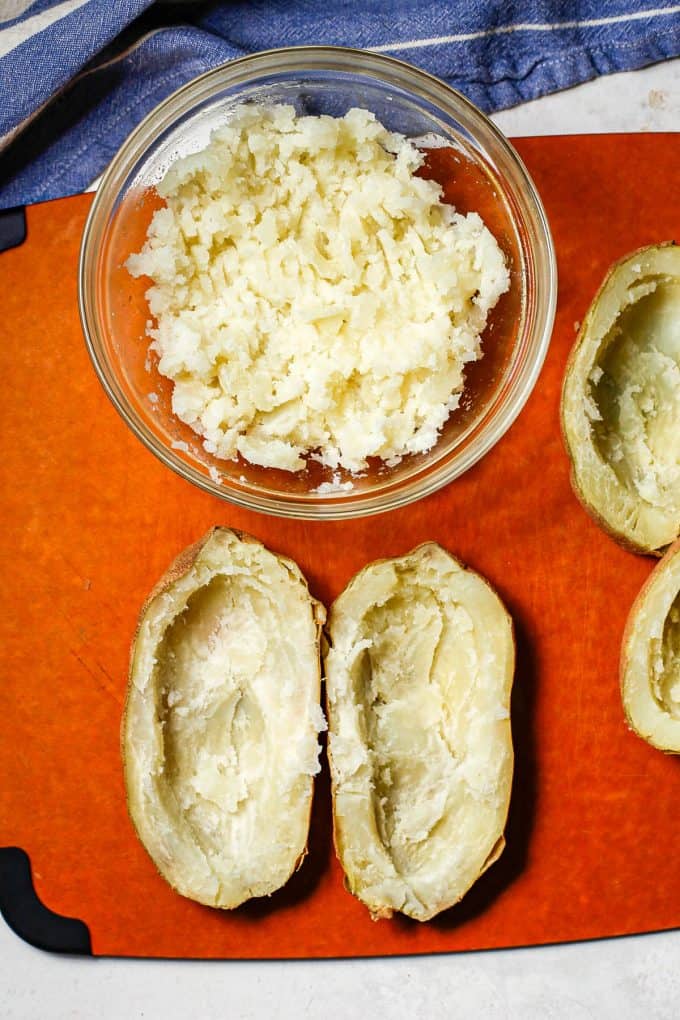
left=126, top=104, right=509, bottom=474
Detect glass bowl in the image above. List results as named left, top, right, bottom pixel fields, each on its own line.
left=79, top=46, right=556, bottom=520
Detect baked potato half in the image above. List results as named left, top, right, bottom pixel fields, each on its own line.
left=122, top=527, right=326, bottom=908
left=324, top=543, right=514, bottom=922
left=561, top=243, right=680, bottom=555
left=621, top=540, right=680, bottom=752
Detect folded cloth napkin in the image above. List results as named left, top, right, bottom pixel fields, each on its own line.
left=0, top=0, right=678, bottom=209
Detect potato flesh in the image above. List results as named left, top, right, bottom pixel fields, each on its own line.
left=658, top=591, right=680, bottom=718
left=124, top=531, right=324, bottom=907
left=158, top=575, right=310, bottom=868
left=326, top=545, right=513, bottom=921
left=592, top=281, right=680, bottom=516
left=355, top=592, right=500, bottom=876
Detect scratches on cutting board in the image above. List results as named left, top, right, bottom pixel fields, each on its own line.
left=70, top=648, right=121, bottom=705
left=46, top=583, right=124, bottom=709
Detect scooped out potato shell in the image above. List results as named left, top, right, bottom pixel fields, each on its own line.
left=621, top=539, right=680, bottom=753
left=122, top=527, right=326, bottom=908
left=324, top=542, right=514, bottom=922
left=561, top=243, right=680, bottom=555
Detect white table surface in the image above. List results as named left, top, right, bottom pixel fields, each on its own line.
left=3, top=57, right=680, bottom=1020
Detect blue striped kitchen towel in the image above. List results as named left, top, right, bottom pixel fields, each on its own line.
left=0, top=1, right=678, bottom=209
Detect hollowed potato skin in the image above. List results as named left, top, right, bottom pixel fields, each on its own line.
left=122, top=527, right=325, bottom=909
left=621, top=539, right=680, bottom=753
left=324, top=543, right=514, bottom=922
left=560, top=242, right=680, bottom=557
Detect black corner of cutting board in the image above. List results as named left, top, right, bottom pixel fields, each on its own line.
left=0, top=207, right=26, bottom=253
left=0, top=846, right=91, bottom=955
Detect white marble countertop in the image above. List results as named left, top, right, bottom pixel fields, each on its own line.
left=2, top=56, right=679, bottom=1020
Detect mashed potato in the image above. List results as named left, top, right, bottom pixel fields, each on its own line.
left=127, top=105, right=509, bottom=473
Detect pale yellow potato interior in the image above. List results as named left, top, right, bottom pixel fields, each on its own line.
left=325, top=543, right=514, bottom=921
left=124, top=530, right=325, bottom=908
left=622, top=542, right=680, bottom=752
left=591, top=280, right=680, bottom=517
left=659, top=590, right=680, bottom=717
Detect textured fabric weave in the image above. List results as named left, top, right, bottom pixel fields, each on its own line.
left=0, top=1, right=678, bottom=208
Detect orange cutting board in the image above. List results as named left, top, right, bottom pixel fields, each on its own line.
left=1, top=134, right=679, bottom=958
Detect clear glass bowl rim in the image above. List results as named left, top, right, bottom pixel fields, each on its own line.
left=79, top=44, right=557, bottom=520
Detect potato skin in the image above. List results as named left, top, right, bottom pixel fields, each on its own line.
left=560, top=242, right=680, bottom=557
left=620, top=538, right=680, bottom=753
left=564, top=457, right=659, bottom=558
left=121, top=527, right=325, bottom=908
left=324, top=542, right=515, bottom=922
